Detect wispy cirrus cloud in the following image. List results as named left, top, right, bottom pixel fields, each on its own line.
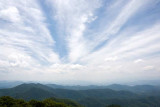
left=0, top=0, right=160, bottom=84
left=0, top=0, right=59, bottom=73
left=47, top=0, right=101, bottom=62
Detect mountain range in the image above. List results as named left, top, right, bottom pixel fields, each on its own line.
left=0, top=83, right=160, bottom=107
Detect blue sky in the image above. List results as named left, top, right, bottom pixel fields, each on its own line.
left=0, top=0, right=160, bottom=84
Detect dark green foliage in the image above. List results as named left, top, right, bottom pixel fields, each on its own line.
left=42, top=99, right=67, bottom=107
left=50, top=98, right=82, bottom=107
left=106, top=104, right=121, bottom=107
left=0, top=96, right=30, bottom=107
left=0, top=96, right=82, bottom=107
left=29, top=99, right=45, bottom=107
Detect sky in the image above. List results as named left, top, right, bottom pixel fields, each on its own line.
left=0, top=0, right=160, bottom=85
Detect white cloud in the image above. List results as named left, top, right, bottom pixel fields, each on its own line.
left=105, top=56, right=118, bottom=61
left=47, top=0, right=101, bottom=63
left=143, top=65, right=154, bottom=71
left=134, top=59, right=143, bottom=63
left=0, top=0, right=59, bottom=73
left=0, top=6, right=21, bottom=23
left=89, top=0, right=150, bottom=48
left=0, top=0, right=160, bottom=84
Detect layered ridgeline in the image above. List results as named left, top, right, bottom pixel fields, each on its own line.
left=47, top=83, right=160, bottom=93
left=0, top=83, right=160, bottom=107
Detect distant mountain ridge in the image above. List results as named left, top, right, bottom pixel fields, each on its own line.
left=1, top=81, right=160, bottom=95
left=46, top=83, right=160, bottom=94
left=0, top=83, right=160, bottom=107
left=0, top=83, right=139, bottom=100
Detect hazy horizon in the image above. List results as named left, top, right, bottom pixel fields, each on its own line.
left=0, top=0, right=160, bottom=84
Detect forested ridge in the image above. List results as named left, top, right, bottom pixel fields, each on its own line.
left=0, top=83, right=160, bottom=107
